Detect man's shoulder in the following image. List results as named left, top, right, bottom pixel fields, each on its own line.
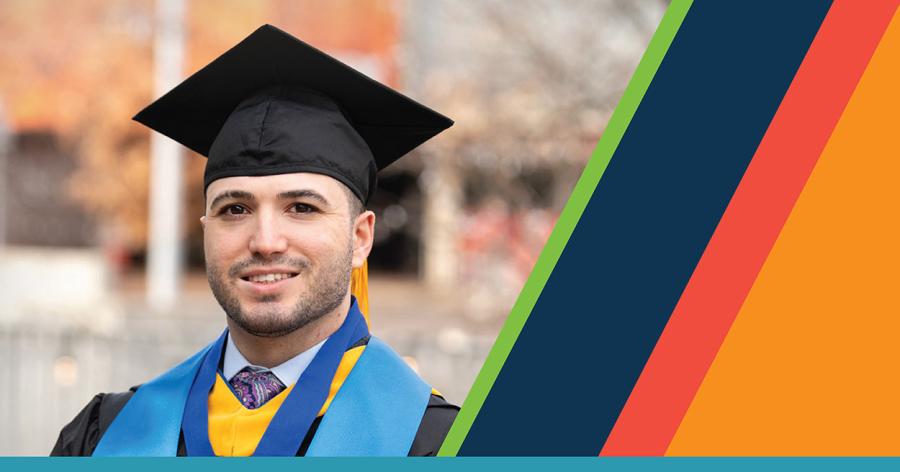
left=408, top=394, right=459, bottom=456
left=97, top=387, right=139, bottom=430
left=424, top=393, right=460, bottom=433
left=361, top=336, right=459, bottom=455
left=50, top=386, right=140, bottom=456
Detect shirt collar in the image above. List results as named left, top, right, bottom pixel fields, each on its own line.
left=223, top=331, right=327, bottom=386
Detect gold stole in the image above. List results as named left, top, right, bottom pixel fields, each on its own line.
left=207, top=344, right=366, bottom=456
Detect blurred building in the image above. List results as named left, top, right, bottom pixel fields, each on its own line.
left=1, top=131, right=96, bottom=247
left=404, top=0, right=667, bottom=316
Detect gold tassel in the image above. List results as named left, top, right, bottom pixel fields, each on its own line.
left=350, top=259, right=370, bottom=327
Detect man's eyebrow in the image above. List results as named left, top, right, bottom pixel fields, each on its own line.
left=277, top=189, right=330, bottom=206
left=209, top=190, right=255, bottom=210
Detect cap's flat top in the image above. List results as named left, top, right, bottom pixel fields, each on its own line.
left=134, top=24, right=452, bottom=172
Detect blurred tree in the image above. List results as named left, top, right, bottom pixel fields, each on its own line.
left=413, top=0, right=668, bottom=197
left=0, top=0, right=400, bottom=257
left=0, top=0, right=155, bottom=250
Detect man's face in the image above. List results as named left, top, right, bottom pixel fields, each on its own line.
left=201, top=172, right=372, bottom=338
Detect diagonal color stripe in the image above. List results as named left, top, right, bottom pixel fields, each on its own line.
left=600, top=0, right=897, bottom=456
left=457, top=0, right=830, bottom=456
left=667, top=5, right=900, bottom=454
left=436, top=0, right=694, bottom=457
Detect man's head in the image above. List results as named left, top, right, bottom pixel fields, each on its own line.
left=201, top=172, right=374, bottom=338
left=132, top=26, right=451, bottom=336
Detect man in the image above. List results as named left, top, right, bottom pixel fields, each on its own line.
left=51, top=25, right=457, bottom=456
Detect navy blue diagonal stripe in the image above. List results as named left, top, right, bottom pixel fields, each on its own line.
left=458, top=0, right=832, bottom=456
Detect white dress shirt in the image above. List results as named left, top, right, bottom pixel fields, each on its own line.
left=223, top=332, right=327, bottom=387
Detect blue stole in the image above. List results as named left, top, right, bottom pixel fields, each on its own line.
left=93, top=301, right=432, bottom=456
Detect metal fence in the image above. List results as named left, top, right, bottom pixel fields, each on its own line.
left=0, top=304, right=492, bottom=455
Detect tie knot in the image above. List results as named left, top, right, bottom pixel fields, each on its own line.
left=229, top=366, right=286, bottom=409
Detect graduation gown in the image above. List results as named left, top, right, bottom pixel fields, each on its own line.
left=51, top=390, right=457, bottom=456
left=51, top=333, right=458, bottom=457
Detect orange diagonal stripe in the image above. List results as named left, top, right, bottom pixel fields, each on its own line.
left=602, top=0, right=897, bottom=456
left=667, top=4, right=900, bottom=455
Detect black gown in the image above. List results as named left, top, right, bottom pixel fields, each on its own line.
left=51, top=389, right=458, bottom=456
left=51, top=335, right=459, bottom=457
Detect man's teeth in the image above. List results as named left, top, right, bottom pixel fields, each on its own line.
left=248, top=273, right=293, bottom=283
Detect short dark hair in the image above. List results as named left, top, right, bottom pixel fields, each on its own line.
left=342, top=184, right=366, bottom=219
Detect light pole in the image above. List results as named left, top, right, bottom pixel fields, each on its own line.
left=146, top=0, right=185, bottom=312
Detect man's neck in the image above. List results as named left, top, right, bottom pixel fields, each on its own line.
left=226, top=296, right=351, bottom=368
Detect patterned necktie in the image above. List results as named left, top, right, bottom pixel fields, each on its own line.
left=229, top=366, right=287, bottom=409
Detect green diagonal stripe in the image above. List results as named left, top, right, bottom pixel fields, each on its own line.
left=437, top=0, right=694, bottom=456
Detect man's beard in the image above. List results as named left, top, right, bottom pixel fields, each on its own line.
left=206, top=245, right=353, bottom=338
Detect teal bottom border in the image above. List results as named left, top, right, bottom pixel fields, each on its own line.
left=9, top=458, right=900, bottom=471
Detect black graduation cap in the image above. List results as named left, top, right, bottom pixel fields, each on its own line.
left=134, top=24, right=452, bottom=204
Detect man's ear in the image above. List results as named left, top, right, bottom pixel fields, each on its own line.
left=200, top=215, right=207, bottom=231
left=351, top=210, right=376, bottom=268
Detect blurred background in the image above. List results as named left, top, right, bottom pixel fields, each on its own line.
left=0, top=0, right=665, bottom=455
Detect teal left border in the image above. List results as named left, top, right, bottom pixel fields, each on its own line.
left=11, top=458, right=900, bottom=471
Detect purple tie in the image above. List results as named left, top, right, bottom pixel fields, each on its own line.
left=229, top=366, right=287, bottom=409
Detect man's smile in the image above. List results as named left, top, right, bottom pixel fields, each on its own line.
left=244, top=273, right=296, bottom=283
left=237, top=270, right=301, bottom=296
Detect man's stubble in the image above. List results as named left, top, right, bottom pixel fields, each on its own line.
left=206, top=241, right=353, bottom=338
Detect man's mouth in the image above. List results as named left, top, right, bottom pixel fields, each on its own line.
left=241, top=273, right=299, bottom=284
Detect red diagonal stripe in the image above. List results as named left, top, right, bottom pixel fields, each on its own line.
left=600, top=0, right=898, bottom=456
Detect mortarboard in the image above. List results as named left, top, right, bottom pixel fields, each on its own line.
left=133, top=24, right=453, bottom=204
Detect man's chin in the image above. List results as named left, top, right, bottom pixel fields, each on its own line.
left=240, top=325, right=300, bottom=338
left=228, top=312, right=304, bottom=338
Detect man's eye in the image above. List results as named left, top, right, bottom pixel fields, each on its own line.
left=222, top=205, right=247, bottom=215
left=290, top=203, right=317, bottom=214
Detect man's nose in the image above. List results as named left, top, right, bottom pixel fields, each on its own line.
left=248, top=212, right=289, bottom=257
